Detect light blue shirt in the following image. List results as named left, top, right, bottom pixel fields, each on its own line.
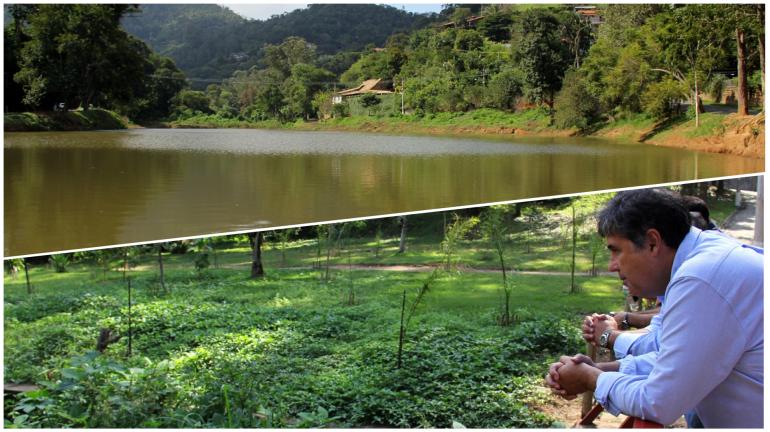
left=613, top=313, right=661, bottom=359
left=594, top=228, right=764, bottom=427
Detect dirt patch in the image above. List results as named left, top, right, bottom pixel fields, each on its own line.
left=646, top=113, right=764, bottom=158
left=534, top=392, right=687, bottom=428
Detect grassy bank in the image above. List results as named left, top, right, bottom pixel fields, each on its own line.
left=4, top=109, right=127, bottom=132
left=165, top=108, right=557, bottom=136
left=299, top=108, right=559, bottom=136
left=166, top=114, right=293, bottom=129
left=167, top=106, right=763, bottom=158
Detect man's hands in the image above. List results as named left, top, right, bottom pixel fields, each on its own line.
left=582, top=313, right=619, bottom=347
left=544, top=354, right=602, bottom=399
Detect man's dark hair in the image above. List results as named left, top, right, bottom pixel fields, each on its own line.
left=680, top=195, right=711, bottom=225
left=597, top=188, right=691, bottom=249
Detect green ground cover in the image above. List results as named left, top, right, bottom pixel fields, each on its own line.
left=4, top=109, right=127, bottom=132
left=5, top=240, right=622, bottom=427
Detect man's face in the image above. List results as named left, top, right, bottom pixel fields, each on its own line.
left=605, top=233, right=669, bottom=298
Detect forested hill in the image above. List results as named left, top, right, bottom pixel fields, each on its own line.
left=121, top=4, right=435, bottom=83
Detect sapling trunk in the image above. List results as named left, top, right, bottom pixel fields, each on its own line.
left=23, top=259, right=31, bottom=295
left=570, top=206, right=578, bottom=293
left=397, top=289, right=406, bottom=369
left=397, top=269, right=440, bottom=368
left=158, top=245, right=166, bottom=294
left=127, top=277, right=133, bottom=357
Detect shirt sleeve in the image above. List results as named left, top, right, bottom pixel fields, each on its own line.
left=618, top=351, right=658, bottom=376
left=594, top=277, right=746, bottom=425
left=614, top=314, right=661, bottom=358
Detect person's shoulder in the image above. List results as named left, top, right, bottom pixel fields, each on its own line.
left=676, top=231, right=761, bottom=282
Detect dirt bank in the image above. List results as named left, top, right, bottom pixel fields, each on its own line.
left=297, top=121, right=577, bottom=138
left=645, top=113, right=764, bottom=158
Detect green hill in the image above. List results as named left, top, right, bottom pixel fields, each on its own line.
left=121, top=4, right=435, bottom=84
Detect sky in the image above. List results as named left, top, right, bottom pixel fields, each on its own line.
left=223, top=3, right=444, bottom=20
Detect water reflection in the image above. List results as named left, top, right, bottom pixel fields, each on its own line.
left=5, top=129, right=763, bottom=256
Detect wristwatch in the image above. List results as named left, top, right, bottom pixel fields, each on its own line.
left=610, top=311, right=631, bottom=330
left=620, top=313, right=630, bottom=330
left=599, top=329, right=613, bottom=348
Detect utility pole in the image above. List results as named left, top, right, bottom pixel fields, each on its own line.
left=401, top=78, right=405, bottom=115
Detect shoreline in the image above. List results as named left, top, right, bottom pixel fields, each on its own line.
left=169, top=113, right=765, bottom=159
left=6, top=110, right=764, bottom=159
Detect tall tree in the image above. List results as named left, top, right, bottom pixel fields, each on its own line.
left=247, top=232, right=265, bottom=279
left=511, top=8, right=572, bottom=107
left=263, top=36, right=318, bottom=77
left=649, top=5, right=728, bottom=126
left=725, top=4, right=765, bottom=115
left=14, top=5, right=147, bottom=109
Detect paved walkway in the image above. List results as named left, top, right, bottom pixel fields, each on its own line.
left=721, top=190, right=761, bottom=246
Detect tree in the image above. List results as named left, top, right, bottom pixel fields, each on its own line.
left=14, top=5, right=148, bottom=110
left=173, top=89, right=212, bottom=115
left=157, top=243, right=166, bottom=294
left=478, top=10, right=513, bottom=42
left=724, top=5, right=765, bottom=115
left=359, top=93, right=381, bottom=115
left=247, top=232, right=265, bottom=279
left=273, top=228, right=299, bottom=266
left=649, top=5, right=729, bottom=126
left=554, top=69, right=600, bottom=130
left=398, top=216, right=408, bottom=254
left=484, top=67, right=523, bottom=111
left=570, top=206, right=579, bottom=293
left=263, top=36, right=318, bottom=77
left=282, top=63, right=335, bottom=120
left=441, top=214, right=479, bottom=272
left=397, top=268, right=440, bottom=369
left=511, top=8, right=572, bottom=107
left=482, top=207, right=515, bottom=326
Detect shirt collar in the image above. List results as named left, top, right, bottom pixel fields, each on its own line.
left=671, top=226, right=702, bottom=280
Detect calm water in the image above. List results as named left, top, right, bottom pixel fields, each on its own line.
left=4, top=128, right=763, bottom=256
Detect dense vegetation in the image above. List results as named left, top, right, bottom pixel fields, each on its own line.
left=4, top=5, right=187, bottom=121
left=4, top=188, right=738, bottom=428
left=120, top=4, right=435, bottom=84
left=178, top=4, right=763, bottom=132
left=5, top=4, right=763, bottom=133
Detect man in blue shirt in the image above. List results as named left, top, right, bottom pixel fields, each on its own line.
left=545, top=188, right=763, bottom=427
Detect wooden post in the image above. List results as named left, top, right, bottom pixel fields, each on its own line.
left=581, top=342, right=597, bottom=418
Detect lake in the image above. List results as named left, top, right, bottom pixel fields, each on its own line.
left=4, top=128, right=763, bottom=256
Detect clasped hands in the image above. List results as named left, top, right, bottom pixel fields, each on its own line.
left=544, top=354, right=603, bottom=399
left=582, top=313, right=619, bottom=346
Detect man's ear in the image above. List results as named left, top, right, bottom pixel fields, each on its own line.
left=645, top=229, right=663, bottom=256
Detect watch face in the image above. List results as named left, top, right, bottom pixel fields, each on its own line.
left=599, top=331, right=610, bottom=347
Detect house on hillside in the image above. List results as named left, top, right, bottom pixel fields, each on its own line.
left=440, top=15, right=484, bottom=29
left=574, top=5, right=603, bottom=26
left=332, top=78, right=393, bottom=104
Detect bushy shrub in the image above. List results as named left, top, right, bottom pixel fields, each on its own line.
left=48, top=254, right=70, bottom=273
left=553, top=70, right=601, bottom=130
left=642, top=78, right=686, bottom=120
left=172, top=90, right=212, bottom=116
left=484, top=68, right=524, bottom=111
